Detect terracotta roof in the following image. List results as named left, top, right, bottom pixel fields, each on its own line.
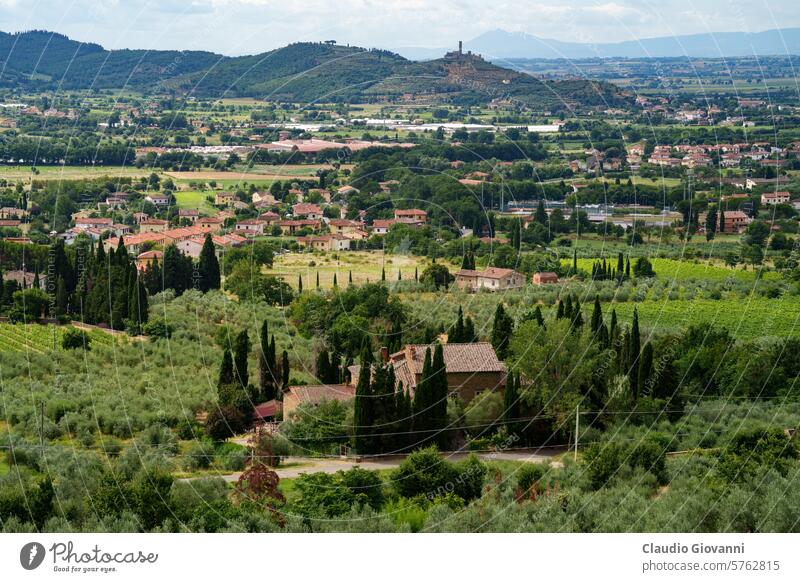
left=287, top=384, right=355, bottom=405
left=398, top=342, right=505, bottom=374
left=455, top=267, right=519, bottom=280
left=253, top=400, right=281, bottom=419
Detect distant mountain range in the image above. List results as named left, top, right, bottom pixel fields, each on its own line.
left=0, top=30, right=626, bottom=109
left=397, top=28, right=800, bottom=60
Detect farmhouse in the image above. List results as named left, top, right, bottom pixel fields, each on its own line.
left=198, top=217, right=224, bottom=232
left=455, top=267, right=525, bottom=292
left=328, top=219, right=363, bottom=235
left=533, top=272, right=559, bottom=285
left=761, top=191, right=790, bottom=205
left=351, top=342, right=506, bottom=404
left=214, top=191, right=236, bottom=206
left=283, top=384, right=356, bottom=417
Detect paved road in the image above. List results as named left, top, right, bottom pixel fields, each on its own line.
left=194, top=447, right=566, bottom=483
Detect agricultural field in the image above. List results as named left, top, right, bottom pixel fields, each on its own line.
left=600, top=297, right=800, bottom=340
left=262, top=250, right=439, bottom=289
left=565, top=257, right=781, bottom=282
left=0, top=323, right=117, bottom=353
left=0, top=165, right=152, bottom=181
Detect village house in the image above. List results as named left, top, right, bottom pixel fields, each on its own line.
left=198, top=217, right=224, bottom=232
left=133, top=212, right=149, bottom=224
left=252, top=191, right=277, bottom=206
left=75, top=217, right=113, bottom=231
left=532, top=272, right=559, bottom=285
left=297, top=234, right=352, bottom=252
left=176, top=233, right=246, bottom=258
left=214, top=191, right=236, bottom=206
left=178, top=209, right=200, bottom=223
left=257, top=211, right=280, bottom=225
left=292, top=202, right=323, bottom=220
left=139, top=218, right=169, bottom=233
left=145, top=194, right=171, bottom=206
left=394, top=208, right=428, bottom=223
left=234, top=219, right=265, bottom=236
left=720, top=210, right=751, bottom=234
left=278, top=219, right=320, bottom=235
left=0, top=207, right=28, bottom=219
left=371, top=219, right=395, bottom=235
left=454, top=267, right=526, bottom=292
left=0, top=219, right=21, bottom=229
left=328, top=219, right=363, bottom=236
left=761, top=191, right=791, bottom=205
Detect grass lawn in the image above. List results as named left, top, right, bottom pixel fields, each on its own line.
left=173, top=190, right=217, bottom=213
left=263, top=251, right=440, bottom=290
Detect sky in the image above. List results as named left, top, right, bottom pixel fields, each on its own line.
left=0, top=0, right=799, bottom=55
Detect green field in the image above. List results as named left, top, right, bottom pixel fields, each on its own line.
left=601, top=297, right=800, bottom=339
left=0, top=323, right=117, bottom=353
left=566, top=257, right=779, bottom=282
left=173, top=190, right=217, bottom=213
left=263, top=251, right=440, bottom=289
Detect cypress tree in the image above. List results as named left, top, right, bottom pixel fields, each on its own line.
left=397, top=269, right=401, bottom=281
left=451, top=306, right=465, bottom=342
left=353, top=347, right=374, bottom=453
left=639, top=342, right=654, bottom=396
left=464, top=315, right=476, bottom=342
left=55, top=276, right=68, bottom=316
left=316, top=350, right=331, bottom=383
left=298, top=274, right=303, bottom=293
left=491, top=303, right=514, bottom=359
left=128, top=272, right=149, bottom=326
left=556, top=300, right=565, bottom=320
left=590, top=296, right=603, bottom=334
left=625, top=257, right=631, bottom=280
left=259, top=320, right=277, bottom=400
left=414, top=267, right=418, bottom=282
left=629, top=308, right=641, bottom=399
left=233, top=330, right=250, bottom=388
left=381, top=267, right=386, bottom=281
left=610, top=308, right=618, bottom=341
left=616, top=252, right=624, bottom=276
left=316, top=271, right=320, bottom=289
left=504, top=371, right=520, bottom=434
left=412, top=347, right=433, bottom=438
left=348, top=270, right=353, bottom=285
left=281, top=350, right=290, bottom=392
left=218, top=349, right=234, bottom=388
left=198, top=233, right=221, bottom=292
left=333, top=273, right=338, bottom=288
left=535, top=199, right=547, bottom=225
left=431, top=342, right=449, bottom=448
left=572, top=248, right=577, bottom=274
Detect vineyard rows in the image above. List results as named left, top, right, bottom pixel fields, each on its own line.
left=0, top=323, right=116, bottom=353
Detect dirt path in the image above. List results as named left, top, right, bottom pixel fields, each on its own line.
left=191, top=447, right=566, bottom=483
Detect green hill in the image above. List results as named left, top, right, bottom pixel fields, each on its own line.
left=0, top=31, right=627, bottom=108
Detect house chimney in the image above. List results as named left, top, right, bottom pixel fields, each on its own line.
left=380, top=346, right=389, bottom=362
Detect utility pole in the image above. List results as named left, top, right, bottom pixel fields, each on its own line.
left=574, top=404, right=579, bottom=462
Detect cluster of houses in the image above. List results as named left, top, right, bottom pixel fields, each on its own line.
left=454, top=267, right=558, bottom=292
left=634, top=142, right=798, bottom=170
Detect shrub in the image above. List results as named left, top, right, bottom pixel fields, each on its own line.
left=516, top=463, right=546, bottom=493
left=143, top=320, right=173, bottom=339
left=61, top=327, right=91, bottom=350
